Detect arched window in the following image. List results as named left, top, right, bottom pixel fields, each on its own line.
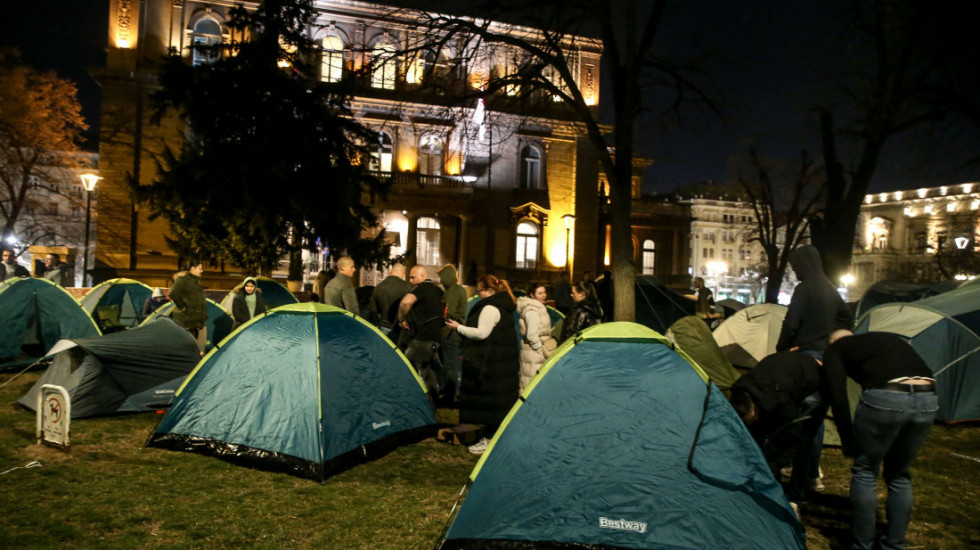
left=320, top=36, right=344, bottom=83
left=418, top=136, right=443, bottom=176
left=371, top=42, right=396, bottom=90
left=191, top=18, right=223, bottom=66
left=641, top=239, right=655, bottom=275
left=417, top=217, right=441, bottom=266
left=520, top=145, right=542, bottom=189
left=369, top=132, right=393, bottom=172
left=515, top=221, right=539, bottom=269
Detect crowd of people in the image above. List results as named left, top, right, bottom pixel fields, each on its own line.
left=1, top=248, right=71, bottom=286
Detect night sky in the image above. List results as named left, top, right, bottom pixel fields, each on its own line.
left=3, top=1, right=977, bottom=193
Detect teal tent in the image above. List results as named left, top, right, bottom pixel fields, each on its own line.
left=634, top=275, right=697, bottom=333
left=81, top=278, right=153, bottom=330
left=855, top=284, right=980, bottom=422
left=0, top=277, right=101, bottom=369
left=18, top=318, right=200, bottom=418
left=438, top=323, right=805, bottom=549
left=148, top=303, right=436, bottom=481
left=854, top=279, right=960, bottom=320
left=667, top=315, right=741, bottom=390
left=219, top=277, right=298, bottom=312
left=141, top=298, right=234, bottom=351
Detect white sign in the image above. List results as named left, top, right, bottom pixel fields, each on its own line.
left=36, top=385, right=70, bottom=448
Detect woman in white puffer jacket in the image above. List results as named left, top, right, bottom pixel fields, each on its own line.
left=516, top=283, right=556, bottom=392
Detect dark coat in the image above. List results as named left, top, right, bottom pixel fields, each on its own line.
left=560, top=297, right=603, bottom=342
left=231, top=288, right=267, bottom=328
left=369, top=275, right=412, bottom=328
left=776, top=246, right=853, bottom=352
left=169, top=272, right=207, bottom=329
left=459, top=291, right=520, bottom=430
left=1, top=261, right=30, bottom=281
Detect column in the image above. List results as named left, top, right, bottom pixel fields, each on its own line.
left=457, top=214, right=471, bottom=283
left=405, top=213, right=419, bottom=268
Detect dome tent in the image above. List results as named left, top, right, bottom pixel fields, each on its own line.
left=712, top=303, right=787, bottom=369
left=141, top=298, right=234, bottom=352
left=666, top=315, right=741, bottom=390
left=0, top=277, right=101, bottom=370
left=17, top=317, right=200, bottom=418
left=81, top=278, right=154, bottom=330
left=437, top=323, right=804, bottom=549
left=147, top=303, right=436, bottom=481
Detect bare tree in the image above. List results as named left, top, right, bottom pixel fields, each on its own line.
left=401, top=0, right=715, bottom=321
left=737, top=149, right=824, bottom=303
left=0, top=50, right=88, bottom=250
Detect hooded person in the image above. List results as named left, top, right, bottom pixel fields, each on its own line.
left=231, top=276, right=267, bottom=328
left=438, top=264, right=467, bottom=400
left=141, top=287, right=170, bottom=321
left=777, top=245, right=854, bottom=357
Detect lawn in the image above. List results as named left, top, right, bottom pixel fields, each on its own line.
left=2, top=371, right=978, bottom=549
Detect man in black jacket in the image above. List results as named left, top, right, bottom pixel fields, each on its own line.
left=823, top=330, right=937, bottom=550
left=729, top=351, right=826, bottom=506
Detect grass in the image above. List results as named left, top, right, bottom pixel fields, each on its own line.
left=2, top=371, right=978, bottom=549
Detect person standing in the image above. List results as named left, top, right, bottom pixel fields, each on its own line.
left=369, top=263, right=412, bottom=331
left=397, top=265, right=445, bottom=395
left=230, top=277, right=267, bottom=329
left=823, top=330, right=938, bottom=550
left=438, top=264, right=467, bottom=400
left=552, top=271, right=573, bottom=316
left=776, top=244, right=854, bottom=492
left=559, top=281, right=603, bottom=343
left=516, top=283, right=556, bottom=392
left=446, top=275, right=519, bottom=455
left=1, top=248, right=30, bottom=281
left=42, top=254, right=72, bottom=286
left=170, top=261, right=208, bottom=351
left=323, top=257, right=358, bottom=313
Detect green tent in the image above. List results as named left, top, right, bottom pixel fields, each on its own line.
left=667, top=315, right=741, bottom=390
left=438, top=323, right=804, bottom=549
left=17, top=317, right=200, bottom=418
left=141, top=298, right=234, bottom=351
left=855, top=284, right=980, bottom=422
left=218, top=277, right=298, bottom=313
left=81, top=278, right=153, bottom=330
left=0, top=277, right=101, bottom=370
left=148, top=303, right=436, bottom=481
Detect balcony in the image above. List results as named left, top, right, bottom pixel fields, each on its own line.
left=369, top=171, right=474, bottom=198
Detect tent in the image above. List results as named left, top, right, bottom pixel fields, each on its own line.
left=712, top=303, right=787, bottom=369
left=0, top=277, right=101, bottom=370
left=716, top=298, right=748, bottom=319
left=81, top=278, right=153, bottom=330
left=142, top=298, right=234, bottom=351
left=666, top=315, right=741, bottom=390
left=147, top=303, right=436, bottom=481
left=17, top=318, right=200, bottom=418
left=855, top=284, right=980, bottom=422
left=438, top=323, right=804, bottom=549
left=634, top=275, right=697, bottom=333
left=854, top=279, right=960, bottom=320
left=219, top=277, right=298, bottom=313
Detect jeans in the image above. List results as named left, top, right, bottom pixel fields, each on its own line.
left=441, top=331, right=463, bottom=398
left=850, top=388, right=938, bottom=550
left=787, top=390, right=828, bottom=502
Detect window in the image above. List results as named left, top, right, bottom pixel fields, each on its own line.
left=47, top=202, right=58, bottom=216
left=519, top=145, right=542, bottom=189
left=369, top=132, right=393, bottom=172
left=71, top=206, right=82, bottom=219
left=417, top=217, right=441, bottom=265
left=371, top=42, right=396, bottom=90
left=320, top=36, right=344, bottom=83
left=515, top=221, right=539, bottom=269
left=418, top=136, right=443, bottom=175
left=641, top=239, right=655, bottom=275
left=191, top=18, right=222, bottom=66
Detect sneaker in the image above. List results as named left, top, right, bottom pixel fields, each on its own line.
left=467, top=437, right=489, bottom=455
left=789, top=502, right=801, bottom=519
left=808, top=476, right=825, bottom=492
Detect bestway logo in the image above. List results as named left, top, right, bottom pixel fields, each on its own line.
left=599, top=517, right=647, bottom=534
left=372, top=420, right=391, bottom=429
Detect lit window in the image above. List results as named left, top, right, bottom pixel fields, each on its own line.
left=371, top=43, right=396, bottom=90
left=418, top=136, right=443, bottom=175
left=417, top=217, right=441, bottom=266
left=369, top=132, right=393, bottom=172
left=191, top=18, right=222, bottom=66
left=641, top=239, right=655, bottom=275
left=320, top=36, right=344, bottom=83
left=515, top=221, right=539, bottom=269
left=520, top=145, right=542, bottom=189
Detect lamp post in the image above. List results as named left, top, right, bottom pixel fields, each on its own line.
left=78, top=173, right=101, bottom=287
left=562, top=214, right=575, bottom=278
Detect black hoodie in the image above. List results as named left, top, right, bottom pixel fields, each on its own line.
left=776, top=245, right=854, bottom=352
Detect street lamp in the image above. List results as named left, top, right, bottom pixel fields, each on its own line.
left=706, top=260, right=728, bottom=299
left=78, top=173, right=101, bottom=287
left=562, top=214, right=575, bottom=278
